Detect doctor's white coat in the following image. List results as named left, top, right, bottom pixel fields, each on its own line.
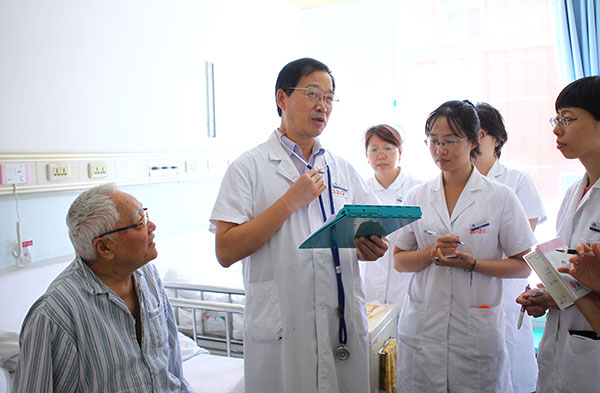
left=536, top=174, right=600, bottom=393
left=393, top=168, right=536, bottom=393
left=210, top=131, right=379, bottom=393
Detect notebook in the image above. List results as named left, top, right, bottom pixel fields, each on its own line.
left=299, top=204, right=422, bottom=249
left=524, top=236, right=591, bottom=310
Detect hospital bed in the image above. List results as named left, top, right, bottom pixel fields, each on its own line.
left=167, top=282, right=400, bottom=393
left=0, top=283, right=246, bottom=393
left=167, top=281, right=246, bottom=393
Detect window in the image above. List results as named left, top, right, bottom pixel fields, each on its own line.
left=392, top=0, right=581, bottom=243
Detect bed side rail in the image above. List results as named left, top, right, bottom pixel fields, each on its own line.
left=165, top=282, right=245, bottom=357
left=164, top=281, right=245, bottom=296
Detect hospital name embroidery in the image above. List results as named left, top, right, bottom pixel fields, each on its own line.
left=590, top=222, right=600, bottom=233
left=469, top=222, right=489, bottom=234
left=332, top=184, right=348, bottom=197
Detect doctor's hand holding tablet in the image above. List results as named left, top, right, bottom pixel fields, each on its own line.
left=355, top=235, right=388, bottom=261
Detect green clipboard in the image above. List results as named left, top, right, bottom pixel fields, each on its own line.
left=299, top=204, right=422, bottom=249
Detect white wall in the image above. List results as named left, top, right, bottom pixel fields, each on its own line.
left=0, top=0, right=302, bottom=332
left=300, top=0, right=401, bottom=179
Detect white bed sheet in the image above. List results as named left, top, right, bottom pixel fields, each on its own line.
left=0, top=356, right=244, bottom=393
left=183, top=353, right=244, bottom=393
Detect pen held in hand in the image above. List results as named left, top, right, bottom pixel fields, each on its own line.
left=424, top=229, right=464, bottom=245
left=555, top=248, right=594, bottom=256
left=555, top=248, right=577, bottom=254
left=433, top=254, right=458, bottom=261
left=517, top=284, right=531, bottom=329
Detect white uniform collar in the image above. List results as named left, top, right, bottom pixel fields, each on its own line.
left=486, top=159, right=505, bottom=179
left=371, top=169, right=405, bottom=192
left=429, top=166, right=483, bottom=224
left=266, top=130, right=328, bottom=184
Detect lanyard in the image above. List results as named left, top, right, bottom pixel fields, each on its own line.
left=278, top=134, right=350, bottom=360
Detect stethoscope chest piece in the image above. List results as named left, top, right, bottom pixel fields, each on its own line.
left=335, top=345, right=350, bottom=361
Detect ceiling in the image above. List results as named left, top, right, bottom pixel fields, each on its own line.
left=288, top=0, right=356, bottom=9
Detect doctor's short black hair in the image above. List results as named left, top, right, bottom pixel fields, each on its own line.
left=475, top=102, right=507, bottom=158
left=425, top=100, right=481, bottom=160
left=275, top=57, right=335, bottom=117
left=555, top=76, right=600, bottom=120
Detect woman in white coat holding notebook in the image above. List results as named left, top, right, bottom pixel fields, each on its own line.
left=517, top=75, right=600, bottom=393
left=359, top=124, right=421, bottom=309
left=392, top=100, right=536, bottom=393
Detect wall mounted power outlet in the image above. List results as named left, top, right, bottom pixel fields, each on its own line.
left=46, top=162, right=71, bottom=181
left=88, top=161, right=108, bottom=178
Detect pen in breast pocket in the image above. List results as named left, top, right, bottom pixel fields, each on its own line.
left=424, top=229, right=464, bottom=245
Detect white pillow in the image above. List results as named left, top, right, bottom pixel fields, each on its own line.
left=0, top=331, right=19, bottom=373
left=178, top=332, right=209, bottom=362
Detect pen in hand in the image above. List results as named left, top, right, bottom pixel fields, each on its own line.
left=517, top=284, right=531, bottom=329
left=424, top=229, right=464, bottom=245
left=555, top=248, right=594, bottom=256
left=518, top=288, right=545, bottom=330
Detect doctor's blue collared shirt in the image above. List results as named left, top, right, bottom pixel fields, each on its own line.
left=12, top=257, right=191, bottom=393
left=277, top=129, right=326, bottom=174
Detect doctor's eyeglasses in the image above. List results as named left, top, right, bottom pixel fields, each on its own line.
left=424, top=137, right=467, bottom=150
left=288, top=87, right=339, bottom=106
left=95, top=208, right=149, bottom=239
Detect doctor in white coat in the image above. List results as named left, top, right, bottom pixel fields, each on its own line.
left=359, top=124, right=421, bottom=307
left=393, top=100, right=536, bottom=393
left=517, top=76, right=600, bottom=393
left=210, top=58, right=387, bottom=393
left=474, top=102, right=546, bottom=393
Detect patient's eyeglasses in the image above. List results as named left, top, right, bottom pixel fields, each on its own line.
left=95, top=208, right=148, bottom=239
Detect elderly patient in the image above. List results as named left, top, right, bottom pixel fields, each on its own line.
left=12, top=183, right=191, bottom=393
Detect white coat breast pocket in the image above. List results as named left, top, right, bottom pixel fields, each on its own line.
left=245, top=280, right=283, bottom=342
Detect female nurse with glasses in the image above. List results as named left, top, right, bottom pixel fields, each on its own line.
left=474, top=102, right=546, bottom=393
left=359, top=124, right=421, bottom=311
left=391, top=100, right=536, bottom=393
left=517, top=76, right=600, bottom=393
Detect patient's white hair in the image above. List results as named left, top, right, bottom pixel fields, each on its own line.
left=66, top=183, right=120, bottom=261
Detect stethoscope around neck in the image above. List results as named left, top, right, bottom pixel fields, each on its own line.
left=278, top=133, right=350, bottom=361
